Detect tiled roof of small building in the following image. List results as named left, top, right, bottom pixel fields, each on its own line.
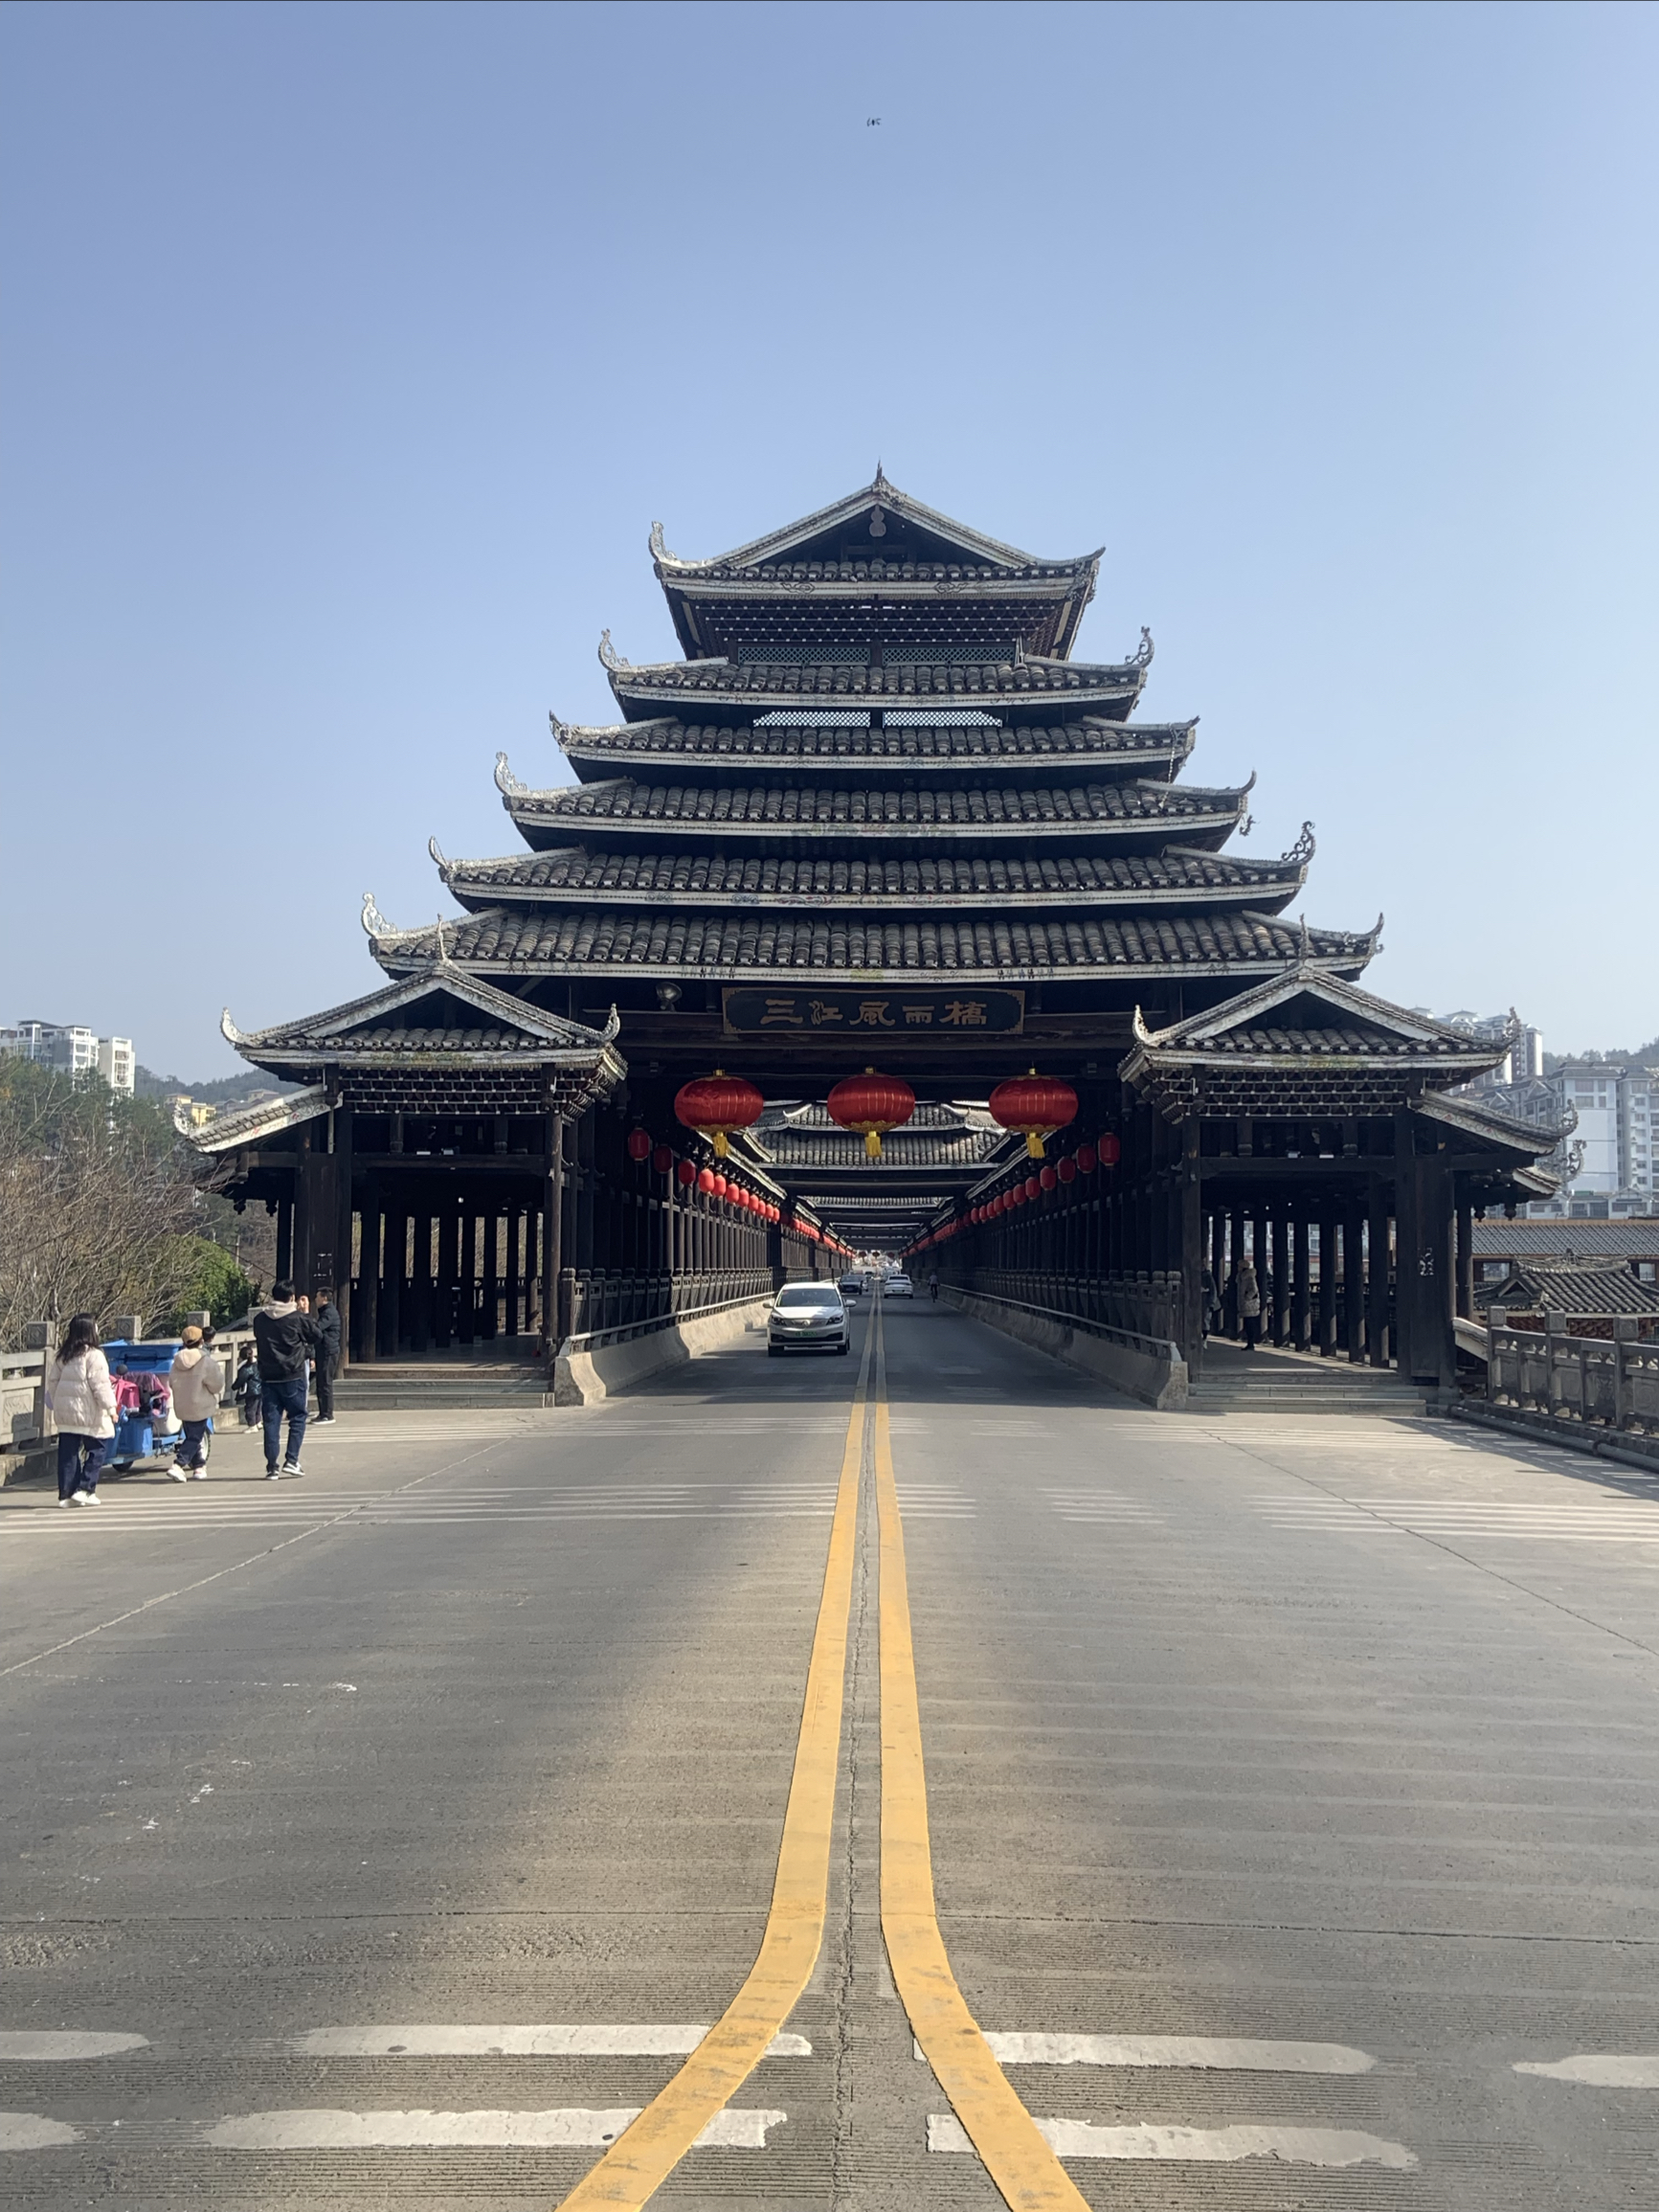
left=505, top=778, right=1244, bottom=833
left=1475, top=1261, right=1659, bottom=1316
left=1201, top=1023, right=1446, bottom=1055
left=374, top=905, right=1370, bottom=977
left=443, top=844, right=1304, bottom=906
left=556, top=717, right=1193, bottom=765
left=1471, top=1220, right=1659, bottom=1258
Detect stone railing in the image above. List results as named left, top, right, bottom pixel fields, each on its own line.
left=967, top=1269, right=1183, bottom=1346
left=1487, top=1309, right=1659, bottom=1442
left=560, top=1269, right=776, bottom=1353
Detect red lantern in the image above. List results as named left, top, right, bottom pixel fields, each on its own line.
left=675, top=1157, right=697, bottom=1187
left=1096, top=1132, right=1121, bottom=1167
left=1076, top=1142, right=1097, bottom=1174
left=989, top=1070, right=1080, bottom=1161
left=1056, top=1156, right=1077, bottom=1185
left=697, top=1166, right=716, bottom=1194
left=1039, top=1164, right=1058, bottom=1192
left=652, top=1143, right=674, bottom=1176
left=625, top=1127, right=652, bottom=1162
left=675, top=1070, right=764, bottom=1159
left=1024, top=1175, right=1040, bottom=1203
left=710, top=1172, right=728, bottom=1200
left=826, top=1068, right=916, bottom=1161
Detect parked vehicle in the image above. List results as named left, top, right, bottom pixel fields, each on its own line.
left=770, top=1283, right=851, bottom=1356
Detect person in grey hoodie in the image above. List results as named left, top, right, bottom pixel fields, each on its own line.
left=168, top=1324, right=225, bottom=1481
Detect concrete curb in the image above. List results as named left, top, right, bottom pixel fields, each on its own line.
left=1446, top=1396, right=1659, bottom=1475
left=942, top=1289, right=1186, bottom=1409
left=553, top=1297, right=776, bottom=1407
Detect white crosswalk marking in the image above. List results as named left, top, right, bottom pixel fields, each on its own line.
left=1043, top=1489, right=1165, bottom=1524
left=1252, top=1495, right=1659, bottom=1542
left=204, top=2106, right=787, bottom=2149
left=927, top=2114, right=1416, bottom=2166
left=1514, top=2054, right=1659, bottom=2087
left=289, top=2024, right=811, bottom=2058
left=0, top=2032, right=147, bottom=2059
left=962, top=2032, right=1374, bottom=2072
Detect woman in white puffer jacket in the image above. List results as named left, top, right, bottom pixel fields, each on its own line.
left=45, top=1314, right=118, bottom=1506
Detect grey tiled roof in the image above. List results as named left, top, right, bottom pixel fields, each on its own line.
left=1475, top=1262, right=1659, bottom=1316
left=1471, top=1220, right=1659, bottom=1258
left=303, top=1023, right=551, bottom=1053
left=609, top=656, right=1142, bottom=701
left=446, top=845, right=1302, bottom=906
left=378, top=905, right=1369, bottom=977
left=665, top=556, right=1087, bottom=585
left=558, top=719, right=1187, bottom=765
left=507, top=779, right=1243, bottom=834
left=1202, top=1023, right=1457, bottom=1056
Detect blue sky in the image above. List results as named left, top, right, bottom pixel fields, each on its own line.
left=3, top=0, right=1654, bottom=1078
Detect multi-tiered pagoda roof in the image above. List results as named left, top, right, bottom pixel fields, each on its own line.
left=366, top=475, right=1381, bottom=1066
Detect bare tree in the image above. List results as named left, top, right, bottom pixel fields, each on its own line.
left=0, top=1062, right=215, bottom=1346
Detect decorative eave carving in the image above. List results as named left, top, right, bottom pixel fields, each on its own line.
left=361, top=892, right=398, bottom=938
left=428, top=837, right=450, bottom=881
left=494, top=752, right=527, bottom=797
left=1283, top=822, right=1315, bottom=867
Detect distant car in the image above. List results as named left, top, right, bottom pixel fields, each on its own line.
left=883, top=1273, right=915, bottom=1298
left=769, top=1282, right=851, bottom=1356
left=837, top=1272, right=865, bottom=1298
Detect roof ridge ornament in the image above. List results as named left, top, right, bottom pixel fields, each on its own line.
left=428, top=836, right=451, bottom=877
left=598, top=630, right=630, bottom=672
left=1132, top=625, right=1155, bottom=669
left=549, top=712, right=572, bottom=750
left=1284, top=821, right=1315, bottom=866
left=648, top=520, right=691, bottom=567
left=494, top=751, right=526, bottom=796
left=220, top=1007, right=245, bottom=1046
left=362, top=892, right=395, bottom=938
left=601, top=1003, right=621, bottom=1044
left=435, top=914, right=450, bottom=963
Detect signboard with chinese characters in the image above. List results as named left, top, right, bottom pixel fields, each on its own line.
left=722, top=986, right=1024, bottom=1037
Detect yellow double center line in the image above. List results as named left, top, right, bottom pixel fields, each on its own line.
left=558, top=1298, right=1085, bottom=2211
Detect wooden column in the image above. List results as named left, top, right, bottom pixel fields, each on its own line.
left=542, top=1112, right=565, bottom=1362
left=411, top=1211, right=432, bottom=1354
left=1179, top=1117, right=1204, bottom=1374
left=381, top=1207, right=403, bottom=1356
left=1291, top=1211, right=1311, bottom=1348
left=333, top=1108, right=355, bottom=1367
left=355, top=1185, right=379, bottom=1366
left=1392, top=1111, right=1418, bottom=1381
left=1367, top=1178, right=1391, bottom=1367
left=1455, top=1189, right=1475, bottom=1320
left=1409, top=1147, right=1456, bottom=1389
left=275, top=1196, right=293, bottom=1284
left=504, top=1204, right=521, bottom=1337
left=457, top=1204, right=476, bottom=1345
left=1343, top=1198, right=1365, bottom=1362
left=435, top=1202, right=458, bottom=1350
left=482, top=1208, right=500, bottom=1341
left=1317, top=1204, right=1338, bottom=1355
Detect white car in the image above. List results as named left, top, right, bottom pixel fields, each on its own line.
left=882, top=1273, right=915, bottom=1298
left=769, top=1282, right=851, bottom=1356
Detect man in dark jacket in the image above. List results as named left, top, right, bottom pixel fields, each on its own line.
left=252, top=1280, right=323, bottom=1478
left=311, top=1292, right=342, bottom=1424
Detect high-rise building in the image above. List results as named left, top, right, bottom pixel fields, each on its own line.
left=1, top=1020, right=135, bottom=1094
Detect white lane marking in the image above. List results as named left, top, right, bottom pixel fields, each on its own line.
left=289, top=2025, right=811, bottom=2058
left=0, top=2113, right=83, bottom=2149
left=927, top=2114, right=1415, bottom=2166
left=1514, top=2054, right=1659, bottom=2087
left=0, top=2033, right=148, bottom=2061
left=204, top=2106, right=787, bottom=2149
left=963, top=2033, right=1375, bottom=2073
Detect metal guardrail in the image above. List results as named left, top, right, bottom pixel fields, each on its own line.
left=1487, top=1310, right=1659, bottom=1440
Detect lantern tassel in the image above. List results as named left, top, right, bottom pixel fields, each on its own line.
left=1025, top=1131, right=1046, bottom=1160
left=713, top=1131, right=729, bottom=1158
left=865, top=1129, right=883, bottom=1161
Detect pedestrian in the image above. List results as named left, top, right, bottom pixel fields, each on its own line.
left=251, top=1278, right=323, bottom=1479
left=1201, top=1268, right=1222, bottom=1339
left=168, top=1323, right=224, bottom=1482
left=233, top=1348, right=262, bottom=1427
left=44, top=1313, right=117, bottom=1507
left=311, top=1291, right=342, bottom=1424
left=1236, top=1258, right=1263, bottom=1351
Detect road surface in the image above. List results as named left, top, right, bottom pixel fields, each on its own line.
left=3, top=1295, right=1656, bottom=2207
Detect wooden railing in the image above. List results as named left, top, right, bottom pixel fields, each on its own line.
left=559, top=1269, right=777, bottom=1354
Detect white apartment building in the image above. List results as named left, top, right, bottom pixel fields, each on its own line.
left=1, top=1019, right=136, bottom=1095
